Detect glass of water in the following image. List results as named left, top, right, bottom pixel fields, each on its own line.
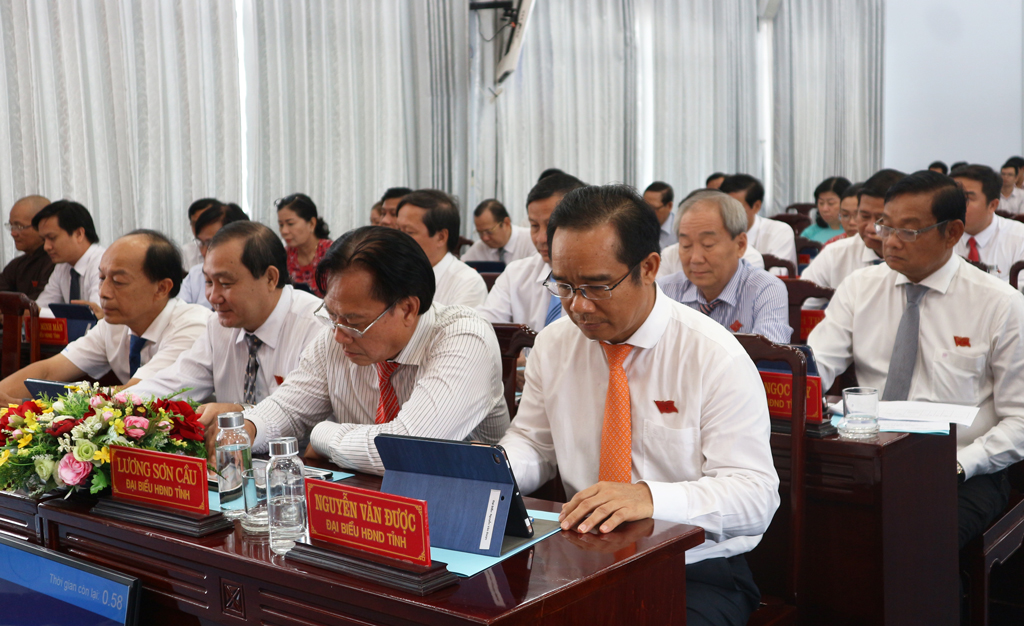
left=241, top=467, right=268, bottom=534
left=840, top=387, right=879, bottom=439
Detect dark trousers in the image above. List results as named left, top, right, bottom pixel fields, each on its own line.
left=958, top=470, right=1010, bottom=551
left=686, top=555, right=761, bottom=626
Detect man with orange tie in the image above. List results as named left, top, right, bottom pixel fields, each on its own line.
left=499, top=185, right=779, bottom=626
left=227, top=226, right=510, bottom=474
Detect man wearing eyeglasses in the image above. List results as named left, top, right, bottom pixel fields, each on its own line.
left=210, top=226, right=509, bottom=474
left=178, top=202, right=249, bottom=309
left=499, top=185, right=779, bottom=626
left=808, top=170, right=1024, bottom=555
left=132, top=221, right=323, bottom=432
left=462, top=199, right=535, bottom=265
left=0, top=196, right=54, bottom=300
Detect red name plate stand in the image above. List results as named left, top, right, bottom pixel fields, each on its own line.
left=25, top=317, right=68, bottom=345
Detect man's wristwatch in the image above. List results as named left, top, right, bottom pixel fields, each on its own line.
left=957, top=462, right=966, bottom=485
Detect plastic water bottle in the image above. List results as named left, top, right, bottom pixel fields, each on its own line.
left=267, top=437, right=308, bottom=555
left=215, top=412, right=251, bottom=520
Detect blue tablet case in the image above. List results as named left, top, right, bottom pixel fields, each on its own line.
left=375, top=436, right=517, bottom=557
left=49, top=303, right=98, bottom=342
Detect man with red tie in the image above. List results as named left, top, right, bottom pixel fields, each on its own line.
left=230, top=226, right=509, bottom=474
left=950, top=164, right=1024, bottom=284
left=499, top=184, right=779, bottom=626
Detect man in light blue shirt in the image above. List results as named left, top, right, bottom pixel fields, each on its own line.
left=658, top=190, right=792, bottom=344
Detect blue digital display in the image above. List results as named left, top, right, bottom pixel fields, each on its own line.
left=0, top=540, right=133, bottom=625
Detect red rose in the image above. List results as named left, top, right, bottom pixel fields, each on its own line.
left=169, top=413, right=204, bottom=442
left=46, top=418, right=83, bottom=438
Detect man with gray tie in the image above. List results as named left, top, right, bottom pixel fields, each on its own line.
left=807, top=170, right=1024, bottom=551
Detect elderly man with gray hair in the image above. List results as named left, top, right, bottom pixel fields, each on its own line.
left=657, top=190, right=792, bottom=343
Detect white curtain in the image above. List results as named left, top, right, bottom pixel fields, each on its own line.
left=0, top=0, right=241, bottom=266
left=771, top=0, right=884, bottom=212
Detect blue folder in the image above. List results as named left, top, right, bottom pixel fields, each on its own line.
left=49, top=302, right=98, bottom=342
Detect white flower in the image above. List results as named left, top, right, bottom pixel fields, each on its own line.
left=51, top=400, right=65, bottom=412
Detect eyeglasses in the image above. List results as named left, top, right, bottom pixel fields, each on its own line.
left=544, top=264, right=639, bottom=301
left=314, top=301, right=395, bottom=338
left=4, top=223, right=30, bottom=233
left=194, top=237, right=213, bottom=251
left=476, top=222, right=505, bottom=237
left=874, top=219, right=949, bottom=243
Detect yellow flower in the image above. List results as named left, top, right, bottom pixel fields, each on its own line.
left=23, top=410, right=35, bottom=421
left=112, top=418, right=125, bottom=435
left=0, top=450, right=9, bottom=466
left=112, top=409, right=123, bottom=418
left=93, top=446, right=110, bottom=465
left=17, top=433, right=32, bottom=448
left=170, top=438, right=186, bottom=447
left=22, top=414, right=37, bottom=432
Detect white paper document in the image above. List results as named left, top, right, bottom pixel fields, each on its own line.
left=877, top=401, right=979, bottom=427
left=878, top=419, right=950, bottom=435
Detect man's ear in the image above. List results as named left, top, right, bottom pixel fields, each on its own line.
left=397, top=296, right=420, bottom=325
left=640, top=251, right=660, bottom=285
left=752, top=200, right=762, bottom=214
left=946, top=220, right=966, bottom=248
left=263, top=265, right=280, bottom=289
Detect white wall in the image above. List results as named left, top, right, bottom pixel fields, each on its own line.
left=883, top=0, right=1024, bottom=172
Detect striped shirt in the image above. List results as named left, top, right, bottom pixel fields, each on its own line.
left=246, top=303, right=510, bottom=475
left=657, top=259, right=792, bottom=344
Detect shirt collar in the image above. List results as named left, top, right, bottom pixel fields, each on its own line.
left=392, top=304, right=436, bottom=366
left=608, top=284, right=671, bottom=351
left=72, top=244, right=100, bottom=274
left=433, top=252, right=454, bottom=276
left=893, top=254, right=960, bottom=295
left=233, top=286, right=292, bottom=350
left=534, top=259, right=553, bottom=284
left=968, top=216, right=999, bottom=249
left=134, top=297, right=179, bottom=343
left=747, top=215, right=762, bottom=239
left=857, top=234, right=881, bottom=262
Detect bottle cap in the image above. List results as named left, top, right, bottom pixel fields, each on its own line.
left=217, top=412, right=245, bottom=429
left=268, top=437, right=298, bottom=457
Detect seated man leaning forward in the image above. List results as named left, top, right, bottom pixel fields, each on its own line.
left=499, top=185, right=779, bottom=626
left=658, top=190, right=792, bottom=344
left=0, top=230, right=211, bottom=403
left=211, top=226, right=511, bottom=474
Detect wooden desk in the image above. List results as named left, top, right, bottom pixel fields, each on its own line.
left=750, top=430, right=959, bottom=625
left=0, top=489, right=53, bottom=545
left=37, top=476, right=704, bottom=625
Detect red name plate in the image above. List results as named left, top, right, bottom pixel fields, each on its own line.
left=306, top=479, right=431, bottom=567
left=109, top=446, right=209, bottom=515
left=24, top=317, right=68, bottom=345
left=760, top=370, right=824, bottom=423
left=800, top=309, right=826, bottom=341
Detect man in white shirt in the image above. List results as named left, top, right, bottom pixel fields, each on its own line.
left=32, top=200, right=105, bottom=317
left=180, top=198, right=219, bottom=270
left=500, top=184, right=779, bottom=625
left=477, top=173, right=586, bottom=331
left=719, top=174, right=797, bottom=267
left=952, top=164, right=1024, bottom=283
left=396, top=189, right=487, bottom=308
left=132, top=222, right=324, bottom=423
left=179, top=203, right=250, bottom=309
left=807, top=170, right=1024, bottom=552
left=643, top=181, right=676, bottom=251
left=999, top=161, right=1024, bottom=215
left=216, top=226, right=510, bottom=474
left=462, top=199, right=535, bottom=265
left=0, top=230, right=210, bottom=402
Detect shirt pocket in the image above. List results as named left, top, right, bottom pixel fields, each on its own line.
left=930, top=351, right=986, bottom=404
left=642, top=420, right=701, bottom=483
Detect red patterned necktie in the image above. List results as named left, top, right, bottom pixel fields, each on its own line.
left=967, top=237, right=980, bottom=263
left=375, top=361, right=401, bottom=424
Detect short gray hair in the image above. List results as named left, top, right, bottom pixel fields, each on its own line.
left=675, top=190, right=748, bottom=238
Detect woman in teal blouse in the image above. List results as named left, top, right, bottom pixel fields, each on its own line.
left=801, top=176, right=851, bottom=242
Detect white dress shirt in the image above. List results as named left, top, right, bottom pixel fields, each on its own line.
left=433, top=252, right=488, bottom=308
left=500, top=286, right=780, bottom=564
left=807, top=256, right=1024, bottom=480
left=461, top=226, right=536, bottom=265
left=61, top=298, right=211, bottom=384
left=800, top=233, right=881, bottom=290
left=659, top=210, right=676, bottom=251
left=747, top=215, right=797, bottom=266
left=998, top=188, right=1024, bottom=215
left=36, top=243, right=106, bottom=316
left=178, top=263, right=212, bottom=309
left=131, top=286, right=324, bottom=404
left=181, top=240, right=203, bottom=271
left=953, top=215, right=1024, bottom=284
left=246, top=304, right=511, bottom=475
left=657, top=243, right=764, bottom=278
left=476, top=253, right=564, bottom=331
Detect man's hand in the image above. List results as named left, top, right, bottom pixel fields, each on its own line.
left=71, top=300, right=104, bottom=321
left=198, top=402, right=245, bottom=461
left=559, top=481, right=654, bottom=534
left=304, top=443, right=325, bottom=461
left=0, top=389, right=24, bottom=406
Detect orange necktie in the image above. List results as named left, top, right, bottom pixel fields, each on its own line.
left=599, top=343, right=634, bottom=483
left=967, top=237, right=980, bottom=263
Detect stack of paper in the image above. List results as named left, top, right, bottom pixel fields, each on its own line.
left=828, top=401, right=980, bottom=435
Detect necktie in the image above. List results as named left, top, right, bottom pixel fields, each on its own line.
left=375, top=361, right=401, bottom=424
left=69, top=268, right=81, bottom=301
left=128, top=335, right=147, bottom=378
left=599, top=343, right=634, bottom=483
left=243, top=334, right=263, bottom=404
left=498, top=247, right=506, bottom=264
left=881, top=283, right=929, bottom=401
left=544, top=293, right=562, bottom=327
left=872, top=258, right=885, bottom=266
left=967, top=237, right=980, bottom=263
left=699, top=299, right=721, bottom=315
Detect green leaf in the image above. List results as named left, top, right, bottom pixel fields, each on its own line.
left=89, top=469, right=110, bottom=494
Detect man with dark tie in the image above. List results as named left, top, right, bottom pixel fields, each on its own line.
left=462, top=199, right=536, bottom=265
left=0, top=196, right=55, bottom=299
left=32, top=200, right=106, bottom=317
left=0, top=230, right=210, bottom=402
left=500, top=184, right=779, bottom=626
left=808, top=170, right=1024, bottom=551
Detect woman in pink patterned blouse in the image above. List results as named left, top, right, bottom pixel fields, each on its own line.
left=277, top=193, right=332, bottom=296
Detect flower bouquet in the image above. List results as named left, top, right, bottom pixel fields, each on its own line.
left=0, top=383, right=207, bottom=497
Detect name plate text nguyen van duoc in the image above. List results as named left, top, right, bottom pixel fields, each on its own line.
left=760, top=371, right=824, bottom=423
left=306, top=479, right=431, bottom=567
left=109, top=446, right=210, bottom=515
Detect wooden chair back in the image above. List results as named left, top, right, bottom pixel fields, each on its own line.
left=456, top=236, right=473, bottom=259
left=771, top=213, right=811, bottom=235
left=963, top=258, right=990, bottom=274
left=1011, top=260, right=1024, bottom=290
left=786, top=203, right=815, bottom=216
left=763, top=254, right=797, bottom=279
left=491, top=323, right=537, bottom=419
left=480, top=272, right=500, bottom=292
left=0, top=292, right=41, bottom=378
left=781, top=279, right=834, bottom=344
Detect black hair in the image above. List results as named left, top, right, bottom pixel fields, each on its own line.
left=315, top=226, right=434, bottom=314
left=705, top=172, right=726, bottom=186
left=473, top=199, right=510, bottom=222
left=859, top=169, right=907, bottom=200
left=537, top=168, right=567, bottom=182
left=718, top=174, right=764, bottom=208
left=396, top=189, right=461, bottom=254
left=187, top=198, right=220, bottom=222
left=208, top=221, right=289, bottom=288
left=31, top=200, right=100, bottom=244
left=951, top=164, right=1003, bottom=206
left=194, top=202, right=250, bottom=236
left=644, top=181, right=674, bottom=206
left=525, top=173, right=586, bottom=207
left=546, top=184, right=660, bottom=284
left=1003, top=158, right=1024, bottom=175
left=380, top=187, right=414, bottom=203
left=884, top=170, right=965, bottom=233
left=276, top=193, right=330, bottom=239
left=928, top=161, right=948, bottom=176
left=125, top=229, right=184, bottom=297
left=812, top=177, right=852, bottom=227
left=949, top=161, right=968, bottom=172
left=841, top=182, right=863, bottom=201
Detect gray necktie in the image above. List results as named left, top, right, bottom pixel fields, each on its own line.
left=498, top=247, right=506, bottom=264
left=882, top=283, right=929, bottom=401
